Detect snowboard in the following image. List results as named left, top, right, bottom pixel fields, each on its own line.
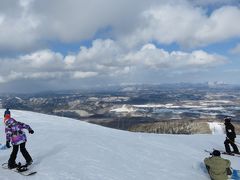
left=213, top=149, right=240, bottom=157
left=2, top=162, right=37, bottom=176
left=231, top=169, right=240, bottom=180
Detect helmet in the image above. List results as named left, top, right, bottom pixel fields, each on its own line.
left=3, top=114, right=11, bottom=124
left=224, top=117, right=231, bottom=123
left=4, top=108, right=10, bottom=117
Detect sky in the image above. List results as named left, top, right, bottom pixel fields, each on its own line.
left=0, top=0, right=240, bottom=93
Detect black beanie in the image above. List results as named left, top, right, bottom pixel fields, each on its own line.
left=4, top=108, right=10, bottom=117
left=224, top=117, right=231, bottom=123
left=212, top=150, right=221, bottom=156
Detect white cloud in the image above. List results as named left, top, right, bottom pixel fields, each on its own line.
left=198, top=6, right=240, bottom=43
left=19, top=0, right=34, bottom=9
left=71, top=71, right=98, bottom=79
left=0, top=15, right=4, bottom=24
left=122, top=4, right=240, bottom=48
left=16, top=0, right=152, bottom=46
left=124, top=44, right=226, bottom=69
left=19, top=49, right=63, bottom=69
left=0, top=1, right=240, bottom=51
left=0, top=40, right=226, bottom=84
left=0, top=0, right=40, bottom=51
left=0, top=76, right=6, bottom=83
left=230, top=43, right=240, bottom=54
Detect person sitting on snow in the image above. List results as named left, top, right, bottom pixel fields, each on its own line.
left=4, top=109, right=34, bottom=169
left=204, top=150, right=231, bottom=180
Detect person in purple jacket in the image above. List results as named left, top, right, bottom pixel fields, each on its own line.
left=4, top=109, right=34, bottom=169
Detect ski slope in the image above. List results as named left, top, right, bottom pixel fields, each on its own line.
left=0, top=109, right=239, bottom=180
left=208, top=122, right=225, bottom=135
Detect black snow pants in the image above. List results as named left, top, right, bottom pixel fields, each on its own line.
left=8, top=142, right=32, bottom=167
left=224, top=138, right=239, bottom=154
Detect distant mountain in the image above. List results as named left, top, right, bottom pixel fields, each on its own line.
left=1, top=83, right=240, bottom=134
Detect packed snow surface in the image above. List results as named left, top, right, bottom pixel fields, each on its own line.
left=0, top=109, right=239, bottom=180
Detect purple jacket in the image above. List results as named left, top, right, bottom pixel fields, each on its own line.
left=5, top=118, right=32, bottom=145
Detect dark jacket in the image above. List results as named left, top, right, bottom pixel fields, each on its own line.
left=225, top=122, right=236, bottom=139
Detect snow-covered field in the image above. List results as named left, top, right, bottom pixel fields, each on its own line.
left=0, top=109, right=239, bottom=180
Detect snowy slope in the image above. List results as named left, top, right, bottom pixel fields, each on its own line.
left=208, top=122, right=224, bottom=135
left=0, top=109, right=240, bottom=180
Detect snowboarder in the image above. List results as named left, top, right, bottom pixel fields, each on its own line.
left=4, top=109, right=34, bottom=169
left=224, top=117, right=239, bottom=154
left=204, top=150, right=231, bottom=180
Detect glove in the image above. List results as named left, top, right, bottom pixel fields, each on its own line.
left=29, top=129, right=34, bottom=134
left=6, top=141, right=11, bottom=148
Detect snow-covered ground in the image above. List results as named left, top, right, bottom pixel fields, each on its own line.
left=0, top=109, right=239, bottom=180
left=208, top=122, right=225, bottom=135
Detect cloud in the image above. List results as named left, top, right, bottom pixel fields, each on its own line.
left=19, top=49, right=63, bottom=70
left=0, top=39, right=226, bottom=84
left=0, top=0, right=151, bottom=51
left=124, top=44, right=226, bottom=69
left=0, top=0, right=40, bottom=51
left=121, top=4, right=240, bottom=48
left=189, top=0, right=239, bottom=6
left=230, top=43, right=240, bottom=54
left=71, top=71, right=99, bottom=79
left=1, top=0, right=239, bottom=92
left=1, top=0, right=240, bottom=52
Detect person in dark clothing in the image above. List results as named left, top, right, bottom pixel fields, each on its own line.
left=224, top=117, right=239, bottom=154
left=4, top=109, right=34, bottom=169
